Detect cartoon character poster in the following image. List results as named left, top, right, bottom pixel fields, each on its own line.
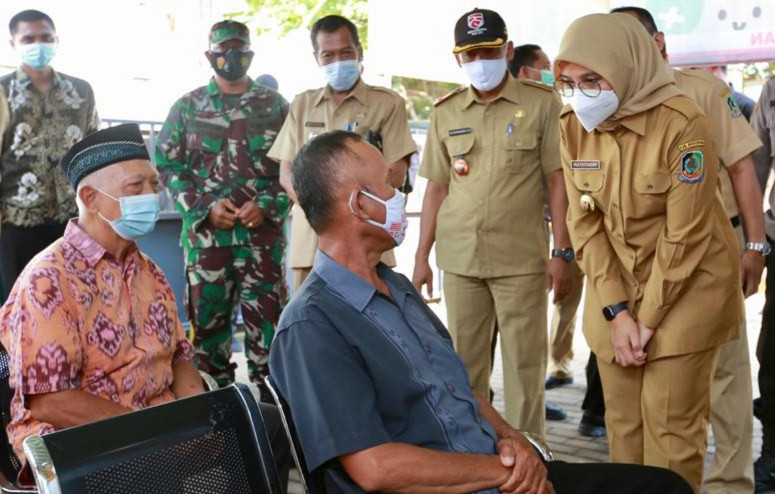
left=611, top=0, right=775, bottom=65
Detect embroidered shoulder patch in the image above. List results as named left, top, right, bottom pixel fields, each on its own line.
left=679, top=150, right=705, bottom=183
left=678, top=139, right=705, bottom=151
left=728, top=96, right=743, bottom=118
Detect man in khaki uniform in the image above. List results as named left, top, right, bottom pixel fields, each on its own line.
left=413, top=8, right=571, bottom=435
left=509, top=43, right=585, bottom=393
left=268, top=15, right=415, bottom=291
left=612, top=9, right=766, bottom=493
left=557, top=12, right=745, bottom=492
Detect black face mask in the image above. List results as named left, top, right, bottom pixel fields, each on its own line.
left=209, top=48, right=254, bottom=81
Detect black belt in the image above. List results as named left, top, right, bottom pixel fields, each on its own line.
left=730, top=215, right=740, bottom=228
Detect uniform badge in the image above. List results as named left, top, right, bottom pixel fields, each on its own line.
left=467, top=12, right=484, bottom=29
left=454, top=156, right=469, bottom=176
left=580, top=194, right=595, bottom=212
left=449, top=127, right=472, bottom=137
left=679, top=150, right=705, bottom=183
left=514, top=110, right=526, bottom=118
left=678, top=139, right=705, bottom=151
left=727, top=96, right=743, bottom=118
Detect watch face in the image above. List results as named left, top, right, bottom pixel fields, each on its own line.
left=765, top=243, right=772, bottom=256
left=564, top=250, right=574, bottom=262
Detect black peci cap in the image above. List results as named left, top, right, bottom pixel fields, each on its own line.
left=453, top=8, right=508, bottom=54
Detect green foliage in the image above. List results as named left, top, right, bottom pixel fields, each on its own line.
left=392, top=76, right=461, bottom=121
left=229, top=0, right=369, bottom=49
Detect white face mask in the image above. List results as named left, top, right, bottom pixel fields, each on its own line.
left=349, top=188, right=408, bottom=246
left=567, top=90, right=620, bottom=132
left=462, top=57, right=508, bottom=92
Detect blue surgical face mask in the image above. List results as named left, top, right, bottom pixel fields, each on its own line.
left=321, top=59, right=360, bottom=92
left=17, top=42, right=56, bottom=69
left=94, top=187, right=160, bottom=240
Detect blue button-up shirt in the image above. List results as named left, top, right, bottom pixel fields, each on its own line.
left=269, top=250, right=499, bottom=493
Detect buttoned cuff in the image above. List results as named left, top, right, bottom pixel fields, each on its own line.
left=637, top=303, right=668, bottom=330
left=596, top=280, right=629, bottom=309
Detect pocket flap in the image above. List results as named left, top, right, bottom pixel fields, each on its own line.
left=504, top=133, right=537, bottom=150
left=571, top=171, right=604, bottom=192
left=445, top=134, right=475, bottom=157
left=634, top=172, right=671, bottom=194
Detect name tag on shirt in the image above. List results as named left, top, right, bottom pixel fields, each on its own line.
left=305, top=121, right=325, bottom=128
left=570, top=160, right=600, bottom=170
left=449, top=127, right=472, bottom=137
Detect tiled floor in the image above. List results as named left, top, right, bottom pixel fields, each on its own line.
left=235, top=290, right=771, bottom=493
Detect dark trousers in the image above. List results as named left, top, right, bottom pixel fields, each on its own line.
left=759, top=237, right=775, bottom=453
left=582, top=352, right=606, bottom=417
left=0, top=222, right=68, bottom=302
left=258, top=402, right=291, bottom=492
left=548, top=460, right=691, bottom=493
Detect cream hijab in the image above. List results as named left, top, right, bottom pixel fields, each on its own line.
left=555, top=12, right=682, bottom=120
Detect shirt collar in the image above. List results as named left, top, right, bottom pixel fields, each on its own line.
left=315, top=250, right=401, bottom=312
left=15, top=67, right=61, bottom=88
left=64, top=219, right=107, bottom=267
left=63, top=219, right=140, bottom=268
left=461, top=74, right=520, bottom=109
left=618, top=111, right=648, bottom=136
left=313, top=78, right=367, bottom=108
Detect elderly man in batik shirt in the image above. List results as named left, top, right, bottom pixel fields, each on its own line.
left=0, top=9, right=99, bottom=302
left=0, top=124, right=203, bottom=486
left=156, top=20, right=290, bottom=394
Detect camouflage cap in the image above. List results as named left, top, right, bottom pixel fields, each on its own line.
left=209, top=20, right=250, bottom=46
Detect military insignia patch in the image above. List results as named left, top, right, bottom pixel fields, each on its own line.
left=679, top=150, right=704, bottom=183
left=728, top=96, right=743, bottom=118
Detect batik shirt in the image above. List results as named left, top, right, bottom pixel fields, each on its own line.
left=0, top=220, right=194, bottom=466
left=156, top=79, right=290, bottom=250
left=0, top=69, right=100, bottom=227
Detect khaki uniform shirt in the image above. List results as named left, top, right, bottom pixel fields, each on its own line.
left=268, top=79, right=416, bottom=268
left=674, top=69, right=762, bottom=220
left=419, top=76, right=562, bottom=278
left=752, top=77, right=775, bottom=239
left=561, top=96, right=742, bottom=362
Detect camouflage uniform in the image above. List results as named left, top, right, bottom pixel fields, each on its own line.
left=156, top=78, right=290, bottom=387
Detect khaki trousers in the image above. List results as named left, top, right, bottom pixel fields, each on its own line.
left=597, top=347, right=719, bottom=494
left=444, top=271, right=547, bottom=435
left=547, top=261, right=584, bottom=379
left=704, top=320, right=754, bottom=494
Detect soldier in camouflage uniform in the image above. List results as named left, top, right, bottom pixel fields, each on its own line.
left=156, top=20, right=290, bottom=392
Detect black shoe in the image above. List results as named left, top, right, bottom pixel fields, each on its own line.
left=546, top=402, right=567, bottom=421
left=755, top=455, right=775, bottom=493
left=545, top=376, right=573, bottom=390
left=578, top=412, right=606, bottom=437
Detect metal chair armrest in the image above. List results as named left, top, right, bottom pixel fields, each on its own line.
left=21, top=437, right=59, bottom=494
left=199, top=371, right=219, bottom=391
left=519, top=432, right=554, bottom=462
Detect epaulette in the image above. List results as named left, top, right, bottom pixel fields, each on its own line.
left=662, top=95, right=702, bottom=120
left=520, top=79, right=554, bottom=92
left=434, top=86, right=467, bottom=107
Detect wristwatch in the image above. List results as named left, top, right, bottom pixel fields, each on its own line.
left=602, top=301, right=629, bottom=322
left=551, top=247, right=575, bottom=263
left=745, top=241, right=772, bottom=256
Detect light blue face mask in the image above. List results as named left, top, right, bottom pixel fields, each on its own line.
left=95, top=187, right=160, bottom=240
left=526, top=66, right=555, bottom=87
left=17, top=42, right=57, bottom=69
left=321, top=59, right=360, bottom=91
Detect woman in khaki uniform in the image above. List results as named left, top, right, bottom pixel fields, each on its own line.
left=554, top=13, right=743, bottom=493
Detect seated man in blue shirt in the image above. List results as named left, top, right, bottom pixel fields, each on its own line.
left=269, top=130, right=692, bottom=494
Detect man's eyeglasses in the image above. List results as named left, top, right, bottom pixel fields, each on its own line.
left=554, top=78, right=603, bottom=98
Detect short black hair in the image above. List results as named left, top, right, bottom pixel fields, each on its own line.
left=611, top=6, right=659, bottom=35
left=9, top=9, right=55, bottom=36
left=292, top=130, right=364, bottom=233
left=509, top=44, right=542, bottom=77
left=310, top=15, right=360, bottom=52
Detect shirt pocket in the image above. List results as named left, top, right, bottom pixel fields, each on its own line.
left=633, top=171, right=671, bottom=214
left=502, top=133, right=537, bottom=174
left=570, top=170, right=605, bottom=193
left=445, top=134, right=475, bottom=168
